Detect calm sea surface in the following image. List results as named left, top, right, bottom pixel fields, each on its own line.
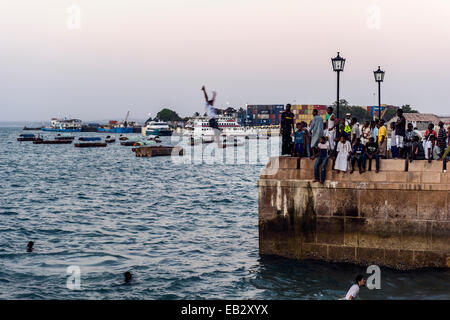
left=0, top=127, right=449, bottom=299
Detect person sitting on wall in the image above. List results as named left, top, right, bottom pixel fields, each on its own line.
left=410, top=135, right=426, bottom=162
left=312, top=136, right=330, bottom=184
left=350, top=138, right=365, bottom=174
left=332, top=121, right=349, bottom=169
left=404, top=123, right=418, bottom=160
left=424, top=123, right=438, bottom=163
left=334, top=135, right=351, bottom=173
left=430, top=135, right=441, bottom=160
left=364, top=137, right=380, bottom=173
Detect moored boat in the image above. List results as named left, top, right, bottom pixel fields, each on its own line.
left=144, top=120, right=172, bottom=136
left=79, top=137, right=101, bottom=141
left=33, top=139, right=72, bottom=144
left=105, top=136, right=116, bottom=143
left=42, top=118, right=82, bottom=132
left=17, top=134, right=38, bottom=141
left=74, top=142, right=107, bottom=148
left=55, top=134, right=75, bottom=140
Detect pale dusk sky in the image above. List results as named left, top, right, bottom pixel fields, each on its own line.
left=1, top=0, right=449, bottom=121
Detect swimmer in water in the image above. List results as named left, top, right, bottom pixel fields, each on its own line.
left=345, top=274, right=366, bottom=300
left=27, top=241, right=34, bottom=252
left=124, top=271, right=132, bottom=283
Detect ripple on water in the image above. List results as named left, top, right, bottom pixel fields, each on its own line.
left=0, top=127, right=449, bottom=299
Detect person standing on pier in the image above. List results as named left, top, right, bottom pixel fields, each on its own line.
left=395, top=109, right=406, bottom=158
left=377, top=119, right=387, bottom=158
left=437, top=121, right=447, bottom=157
left=310, top=109, right=324, bottom=157
left=350, top=117, right=360, bottom=145
left=313, top=136, right=330, bottom=184
left=280, top=104, right=295, bottom=155
left=326, top=107, right=336, bottom=150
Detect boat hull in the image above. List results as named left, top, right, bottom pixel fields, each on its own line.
left=145, top=129, right=172, bottom=136
left=74, top=143, right=107, bottom=148
left=33, top=140, right=73, bottom=144
left=42, top=128, right=81, bottom=132
left=98, top=127, right=134, bottom=133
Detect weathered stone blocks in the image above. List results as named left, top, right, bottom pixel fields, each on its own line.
left=259, top=157, right=450, bottom=269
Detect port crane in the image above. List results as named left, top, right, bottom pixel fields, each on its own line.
left=123, top=111, right=130, bottom=127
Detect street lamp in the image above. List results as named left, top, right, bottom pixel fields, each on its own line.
left=373, top=66, right=385, bottom=120
left=331, top=52, right=346, bottom=119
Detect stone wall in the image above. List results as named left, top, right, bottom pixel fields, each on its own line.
left=258, top=157, right=450, bottom=269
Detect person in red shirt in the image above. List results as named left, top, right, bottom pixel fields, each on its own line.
left=424, top=123, right=438, bottom=146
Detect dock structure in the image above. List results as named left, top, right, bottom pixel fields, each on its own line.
left=258, top=157, right=450, bottom=270
left=133, top=146, right=184, bottom=157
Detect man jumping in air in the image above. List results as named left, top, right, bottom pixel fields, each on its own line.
left=201, top=85, right=222, bottom=147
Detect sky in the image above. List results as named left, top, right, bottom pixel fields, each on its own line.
left=1, top=0, right=449, bottom=121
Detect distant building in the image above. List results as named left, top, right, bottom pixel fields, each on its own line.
left=438, top=116, right=450, bottom=126
left=387, top=113, right=442, bottom=131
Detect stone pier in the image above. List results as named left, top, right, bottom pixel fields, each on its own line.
left=258, top=157, right=450, bottom=269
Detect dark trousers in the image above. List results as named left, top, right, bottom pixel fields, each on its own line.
left=364, top=154, right=380, bottom=171
left=314, top=155, right=328, bottom=183
left=282, top=133, right=293, bottom=155
left=351, top=155, right=364, bottom=170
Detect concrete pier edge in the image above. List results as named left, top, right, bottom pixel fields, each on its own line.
left=258, top=156, right=450, bottom=270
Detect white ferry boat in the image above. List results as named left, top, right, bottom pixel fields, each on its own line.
left=42, top=118, right=82, bottom=132
left=185, top=116, right=263, bottom=137
left=144, top=120, right=172, bottom=136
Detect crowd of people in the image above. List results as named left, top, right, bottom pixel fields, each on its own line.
left=280, top=105, right=450, bottom=184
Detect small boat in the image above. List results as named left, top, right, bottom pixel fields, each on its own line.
left=105, top=136, right=116, bottom=143
left=55, top=134, right=75, bottom=140
left=17, top=134, right=37, bottom=141
left=120, top=136, right=141, bottom=146
left=74, top=142, right=107, bottom=148
left=121, top=141, right=139, bottom=146
left=147, top=137, right=162, bottom=143
left=79, top=137, right=101, bottom=141
left=133, top=146, right=184, bottom=157
left=33, top=139, right=72, bottom=144
left=135, top=140, right=157, bottom=146
left=23, top=126, right=43, bottom=131
left=119, top=135, right=128, bottom=141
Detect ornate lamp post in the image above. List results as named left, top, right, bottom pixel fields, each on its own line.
left=373, top=66, right=385, bottom=120
left=331, top=52, right=346, bottom=119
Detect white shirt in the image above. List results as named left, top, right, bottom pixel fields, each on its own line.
left=345, top=284, right=360, bottom=300
left=327, top=114, right=335, bottom=131
left=205, top=102, right=216, bottom=119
